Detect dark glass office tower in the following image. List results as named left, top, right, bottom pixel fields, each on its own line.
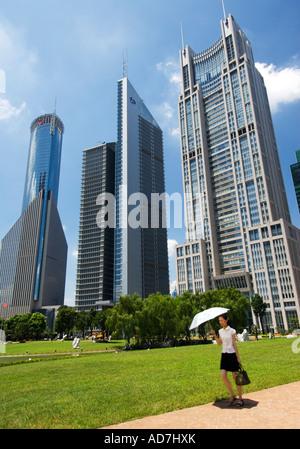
left=75, top=143, right=115, bottom=311
left=0, top=113, right=67, bottom=323
left=114, top=78, right=169, bottom=301
left=175, top=14, right=300, bottom=331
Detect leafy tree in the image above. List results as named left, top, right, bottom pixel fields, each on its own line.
left=29, top=312, right=47, bottom=339
left=76, top=310, right=88, bottom=337
left=54, top=306, right=77, bottom=337
left=140, top=293, right=179, bottom=341
left=87, top=308, right=98, bottom=334
left=14, top=320, right=31, bottom=342
left=106, top=294, right=143, bottom=343
left=290, top=318, right=299, bottom=331
left=251, top=294, right=267, bottom=332
left=193, top=287, right=250, bottom=333
left=95, top=309, right=108, bottom=332
left=5, top=313, right=32, bottom=341
left=105, top=287, right=250, bottom=345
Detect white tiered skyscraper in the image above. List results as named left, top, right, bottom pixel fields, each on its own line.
left=175, top=14, right=300, bottom=331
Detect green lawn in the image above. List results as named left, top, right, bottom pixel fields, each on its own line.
left=0, top=338, right=299, bottom=429
left=0, top=339, right=125, bottom=358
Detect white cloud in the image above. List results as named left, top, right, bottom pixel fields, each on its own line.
left=256, top=62, right=300, bottom=113
left=162, top=101, right=174, bottom=120
left=170, top=279, right=177, bottom=293
left=168, top=238, right=178, bottom=258
left=72, top=250, right=78, bottom=259
left=153, top=59, right=182, bottom=139
left=156, top=59, right=181, bottom=91
left=0, top=21, right=38, bottom=73
left=0, top=20, right=38, bottom=106
left=0, top=99, right=26, bottom=120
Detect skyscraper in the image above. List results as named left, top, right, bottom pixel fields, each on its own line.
left=0, top=112, right=67, bottom=323
left=75, top=143, right=116, bottom=311
left=22, top=113, right=64, bottom=213
left=291, top=150, right=300, bottom=213
left=114, top=77, right=169, bottom=301
left=175, top=14, right=300, bottom=331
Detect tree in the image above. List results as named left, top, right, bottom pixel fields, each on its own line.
left=76, top=310, right=88, bottom=337
left=14, top=321, right=31, bottom=342
left=87, top=308, right=98, bottom=334
left=290, top=318, right=299, bottom=331
left=197, top=287, right=250, bottom=333
left=29, top=313, right=47, bottom=339
left=174, top=293, right=198, bottom=340
left=139, top=293, right=179, bottom=342
left=106, top=294, right=143, bottom=343
left=54, top=306, right=77, bottom=337
left=5, top=313, right=32, bottom=341
left=105, top=288, right=250, bottom=346
left=251, top=294, right=267, bottom=332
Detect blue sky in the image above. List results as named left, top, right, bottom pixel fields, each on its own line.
left=0, top=0, right=299, bottom=306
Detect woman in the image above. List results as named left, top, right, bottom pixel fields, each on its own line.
left=211, top=314, right=244, bottom=407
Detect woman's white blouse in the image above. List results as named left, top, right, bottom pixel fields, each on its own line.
left=219, top=326, right=236, bottom=353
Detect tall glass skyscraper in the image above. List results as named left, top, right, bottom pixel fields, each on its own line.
left=22, top=114, right=64, bottom=212
left=23, top=113, right=65, bottom=301
left=0, top=112, right=67, bottom=323
left=114, top=78, right=169, bottom=301
left=75, top=143, right=116, bottom=311
left=175, top=14, right=300, bottom=331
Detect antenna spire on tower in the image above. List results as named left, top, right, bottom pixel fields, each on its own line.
left=122, top=49, right=128, bottom=78
left=50, top=96, right=57, bottom=136
left=181, top=22, right=185, bottom=51
left=222, top=0, right=227, bottom=21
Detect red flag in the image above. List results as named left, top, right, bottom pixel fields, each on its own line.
left=3, top=303, right=7, bottom=308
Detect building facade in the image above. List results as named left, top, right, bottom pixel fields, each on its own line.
left=114, top=77, right=169, bottom=301
left=291, top=150, right=300, bottom=213
left=0, top=113, right=67, bottom=324
left=22, top=114, right=64, bottom=213
left=175, top=14, right=300, bottom=331
left=75, top=143, right=116, bottom=311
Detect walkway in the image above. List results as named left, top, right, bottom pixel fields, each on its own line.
left=101, top=381, right=300, bottom=429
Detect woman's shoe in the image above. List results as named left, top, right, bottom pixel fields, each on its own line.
left=235, top=399, right=244, bottom=407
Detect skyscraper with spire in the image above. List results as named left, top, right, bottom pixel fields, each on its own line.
left=0, top=111, right=67, bottom=324
left=175, top=14, right=300, bottom=331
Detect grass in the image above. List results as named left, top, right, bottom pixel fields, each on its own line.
left=0, top=339, right=125, bottom=357
left=0, top=338, right=299, bottom=429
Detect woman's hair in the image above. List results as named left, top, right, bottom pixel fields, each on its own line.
left=219, top=314, right=230, bottom=325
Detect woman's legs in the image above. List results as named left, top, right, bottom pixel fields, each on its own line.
left=221, top=369, right=236, bottom=402
left=232, top=372, right=243, bottom=400
left=221, top=370, right=243, bottom=404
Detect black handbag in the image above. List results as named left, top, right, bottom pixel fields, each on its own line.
left=235, top=364, right=251, bottom=386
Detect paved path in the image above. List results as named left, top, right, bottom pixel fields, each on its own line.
left=102, top=381, right=300, bottom=429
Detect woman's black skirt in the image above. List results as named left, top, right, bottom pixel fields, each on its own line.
left=220, top=352, right=240, bottom=372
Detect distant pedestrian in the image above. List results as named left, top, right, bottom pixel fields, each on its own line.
left=211, top=314, right=244, bottom=407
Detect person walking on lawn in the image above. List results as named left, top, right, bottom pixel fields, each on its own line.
left=211, top=314, right=244, bottom=407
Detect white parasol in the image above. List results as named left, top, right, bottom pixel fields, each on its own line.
left=189, top=307, right=230, bottom=330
